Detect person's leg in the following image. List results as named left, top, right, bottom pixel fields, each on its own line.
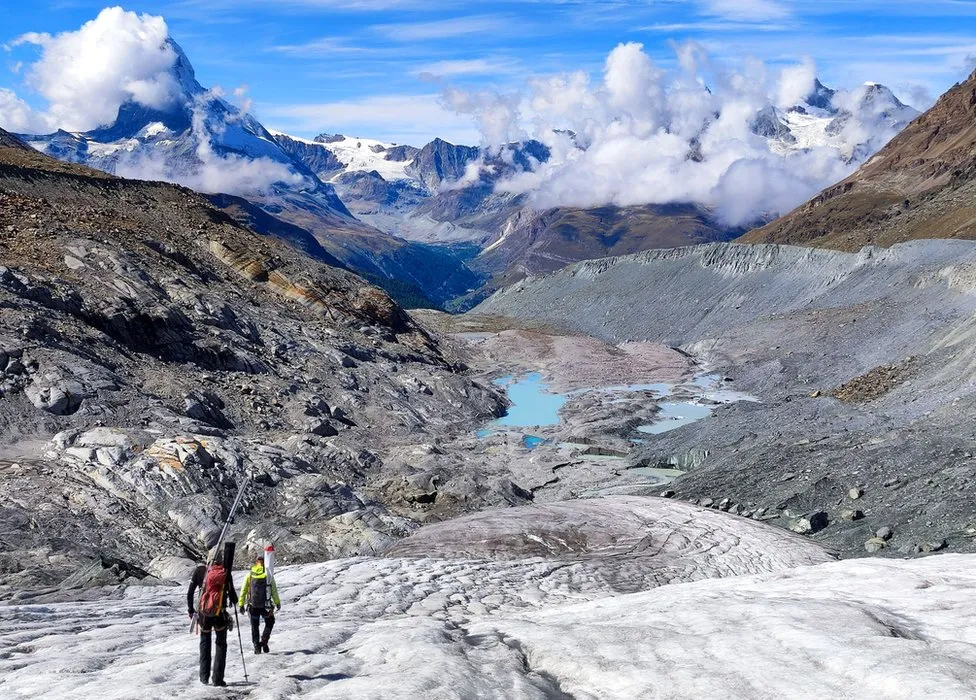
left=199, top=620, right=213, bottom=684
left=262, top=610, right=276, bottom=646
left=212, top=625, right=228, bottom=686
left=250, top=608, right=262, bottom=652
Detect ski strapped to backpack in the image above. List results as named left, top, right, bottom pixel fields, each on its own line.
left=264, top=545, right=275, bottom=592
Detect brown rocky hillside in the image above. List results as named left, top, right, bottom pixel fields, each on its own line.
left=743, top=69, right=976, bottom=250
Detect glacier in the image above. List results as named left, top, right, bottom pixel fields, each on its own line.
left=2, top=498, right=974, bottom=699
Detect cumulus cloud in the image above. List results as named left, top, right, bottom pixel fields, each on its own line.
left=775, top=58, right=816, bottom=108
left=440, top=87, right=525, bottom=149
left=10, top=7, right=180, bottom=132
left=0, top=89, right=52, bottom=133
left=442, top=42, right=907, bottom=227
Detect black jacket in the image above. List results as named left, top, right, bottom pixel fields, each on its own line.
left=187, top=564, right=239, bottom=616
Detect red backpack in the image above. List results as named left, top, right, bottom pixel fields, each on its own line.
left=198, top=564, right=227, bottom=617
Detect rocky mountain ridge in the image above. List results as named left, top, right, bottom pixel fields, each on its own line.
left=12, top=33, right=921, bottom=310
left=271, top=76, right=916, bottom=305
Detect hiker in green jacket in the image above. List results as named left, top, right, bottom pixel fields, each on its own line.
left=239, top=554, right=281, bottom=654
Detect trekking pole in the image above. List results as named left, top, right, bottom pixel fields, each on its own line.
left=234, top=603, right=249, bottom=683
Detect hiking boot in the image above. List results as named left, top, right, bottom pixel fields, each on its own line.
left=262, top=641, right=270, bottom=653
left=254, top=644, right=262, bottom=654
left=213, top=680, right=227, bottom=687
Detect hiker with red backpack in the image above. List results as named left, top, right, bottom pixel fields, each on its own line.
left=187, top=550, right=239, bottom=686
left=239, top=554, right=281, bottom=654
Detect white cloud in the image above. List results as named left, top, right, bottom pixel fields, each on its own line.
left=269, top=37, right=380, bottom=57
left=442, top=42, right=908, bottom=228
left=372, top=15, right=512, bottom=42
left=643, top=21, right=791, bottom=32
left=11, top=7, right=180, bottom=132
left=701, top=0, right=791, bottom=21
left=412, top=58, right=519, bottom=79
left=440, top=87, right=525, bottom=149
left=0, top=89, right=52, bottom=133
left=775, top=57, right=816, bottom=107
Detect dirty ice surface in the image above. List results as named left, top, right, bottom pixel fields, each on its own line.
left=2, top=498, right=975, bottom=699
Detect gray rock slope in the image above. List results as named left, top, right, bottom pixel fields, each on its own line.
left=0, top=130, right=509, bottom=588
left=477, top=241, right=976, bottom=556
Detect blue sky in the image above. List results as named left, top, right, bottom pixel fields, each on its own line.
left=2, top=0, right=976, bottom=144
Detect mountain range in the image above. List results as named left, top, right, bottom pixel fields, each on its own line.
left=14, top=38, right=920, bottom=309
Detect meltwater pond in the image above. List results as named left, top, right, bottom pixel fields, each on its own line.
left=492, top=373, right=567, bottom=427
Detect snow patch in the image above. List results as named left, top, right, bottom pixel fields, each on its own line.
left=268, top=129, right=415, bottom=183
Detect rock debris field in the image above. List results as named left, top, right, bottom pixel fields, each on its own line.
left=478, top=241, right=976, bottom=556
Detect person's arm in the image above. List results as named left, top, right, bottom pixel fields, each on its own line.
left=271, top=577, right=281, bottom=608
left=238, top=572, right=250, bottom=608
left=187, top=566, right=203, bottom=616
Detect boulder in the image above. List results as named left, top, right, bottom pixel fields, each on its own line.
left=789, top=511, right=829, bottom=535
left=184, top=392, right=232, bottom=430
left=402, top=472, right=440, bottom=505
left=25, top=379, right=85, bottom=415
left=876, top=526, right=893, bottom=541
left=839, top=509, right=865, bottom=521
left=864, top=537, right=887, bottom=553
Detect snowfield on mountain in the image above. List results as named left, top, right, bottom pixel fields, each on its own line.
left=2, top=499, right=975, bottom=699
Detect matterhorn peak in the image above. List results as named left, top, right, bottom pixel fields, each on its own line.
left=165, top=38, right=206, bottom=101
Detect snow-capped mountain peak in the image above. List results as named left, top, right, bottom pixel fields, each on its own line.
left=166, top=38, right=206, bottom=99
left=763, top=77, right=917, bottom=162
left=17, top=39, right=339, bottom=201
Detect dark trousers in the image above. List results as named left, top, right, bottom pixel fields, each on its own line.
left=249, top=607, right=275, bottom=646
left=199, top=615, right=228, bottom=684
